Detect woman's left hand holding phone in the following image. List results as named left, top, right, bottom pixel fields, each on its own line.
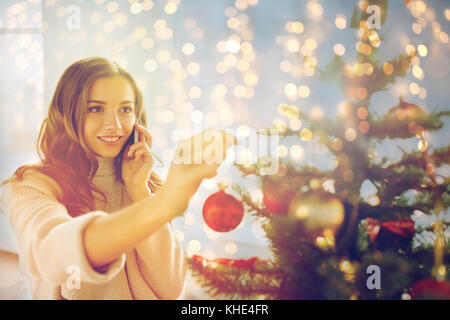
left=121, top=123, right=154, bottom=201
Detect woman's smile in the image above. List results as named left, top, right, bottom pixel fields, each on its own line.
left=97, top=135, right=123, bottom=146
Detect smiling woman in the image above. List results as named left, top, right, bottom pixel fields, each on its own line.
left=0, top=57, right=235, bottom=300
left=3, top=57, right=163, bottom=217
left=83, top=77, right=137, bottom=159
left=0, top=57, right=183, bottom=300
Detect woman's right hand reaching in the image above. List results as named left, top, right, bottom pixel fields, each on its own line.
left=164, top=129, right=237, bottom=208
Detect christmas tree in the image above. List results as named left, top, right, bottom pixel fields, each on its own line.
left=188, top=1, right=449, bottom=300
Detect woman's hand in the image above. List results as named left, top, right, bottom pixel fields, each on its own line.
left=164, top=128, right=237, bottom=205
left=122, top=123, right=154, bottom=198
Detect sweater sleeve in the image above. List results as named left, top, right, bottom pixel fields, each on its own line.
left=134, top=222, right=190, bottom=299
left=0, top=171, right=126, bottom=286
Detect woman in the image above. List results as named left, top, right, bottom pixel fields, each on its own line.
left=0, top=57, right=234, bottom=299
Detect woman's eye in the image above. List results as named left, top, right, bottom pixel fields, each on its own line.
left=121, top=106, right=133, bottom=113
left=88, top=106, right=102, bottom=113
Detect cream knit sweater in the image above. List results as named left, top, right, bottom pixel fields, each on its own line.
left=0, top=157, right=190, bottom=300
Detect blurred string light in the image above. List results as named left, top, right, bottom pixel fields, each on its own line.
left=417, top=44, right=427, bottom=57
left=333, top=43, right=346, bottom=56
left=335, top=14, right=347, bottom=30
left=306, top=1, right=323, bottom=19
left=174, top=229, right=185, bottom=242
left=300, top=128, right=312, bottom=141
left=277, top=103, right=299, bottom=118
left=310, top=105, right=323, bottom=120
left=204, top=226, right=220, bottom=241
left=164, top=2, right=178, bottom=15
left=188, top=239, right=202, bottom=256
left=276, top=145, right=289, bottom=158
left=289, top=117, right=302, bottom=131
left=225, top=242, right=238, bottom=255
left=345, top=128, right=357, bottom=142
left=184, top=213, right=196, bottom=226
left=290, top=145, right=304, bottom=161
left=298, top=85, right=310, bottom=98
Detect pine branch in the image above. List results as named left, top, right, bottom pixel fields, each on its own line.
left=366, top=146, right=450, bottom=203
left=188, top=257, right=281, bottom=299
left=235, top=161, right=333, bottom=181
left=371, top=111, right=446, bottom=140
left=232, top=183, right=271, bottom=219
left=367, top=54, right=412, bottom=94
left=431, top=146, right=450, bottom=164
left=368, top=167, right=425, bottom=203
left=357, top=202, right=418, bottom=220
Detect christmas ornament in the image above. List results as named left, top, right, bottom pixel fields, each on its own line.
left=410, top=278, right=450, bottom=300
left=387, top=99, right=426, bottom=122
left=202, top=190, right=244, bottom=232
left=262, top=179, right=295, bottom=215
left=373, top=98, right=427, bottom=139
left=365, top=217, right=415, bottom=243
left=287, top=191, right=345, bottom=239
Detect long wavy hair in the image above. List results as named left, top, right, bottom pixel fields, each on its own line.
left=1, top=57, right=163, bottom=217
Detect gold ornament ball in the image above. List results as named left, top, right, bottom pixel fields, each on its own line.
left=288, top=191, right=345, bottom=239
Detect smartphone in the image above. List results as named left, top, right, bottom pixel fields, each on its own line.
left=131, top=125, right=164, bottom=167
left=123, top=127, right=138, bottom=159
left=133, top=127, right=139, bottom=145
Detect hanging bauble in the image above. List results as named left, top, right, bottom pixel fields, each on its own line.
left=373, top=98, right=427, bottom=139
left=410, top=278, right=450, bottom=300
left=202, top=190, right=244, bottom=233
left=288, top=191, right=345, bottom=240
left=262, top=179, right=295, bottom=215
left=389, top=99, right=426, bottom=121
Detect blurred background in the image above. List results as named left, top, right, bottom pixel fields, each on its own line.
left=0, top=0, right=449, bottom=299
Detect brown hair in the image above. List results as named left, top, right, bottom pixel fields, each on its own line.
left=1, top=57, right=163, bottom=217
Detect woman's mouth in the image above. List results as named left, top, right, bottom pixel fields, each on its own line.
left=97, top=136, right=123, bottom=146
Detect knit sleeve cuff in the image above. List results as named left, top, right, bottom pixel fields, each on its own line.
left=47, top=210, right=126, bottom=285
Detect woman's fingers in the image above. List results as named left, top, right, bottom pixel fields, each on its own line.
left=134, top=147, right=153, bottom=164
left=127, top=141, right=151, bottom=159
left=199, top=129, right=236, bottom=164
left=128, top=141, right=145, bottom=157
left=173, top=129, right=236, bottom=165
left=135, top=123, right=153, bottom=148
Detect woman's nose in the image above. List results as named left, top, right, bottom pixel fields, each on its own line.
left=104, top=111, right=123, bottom=130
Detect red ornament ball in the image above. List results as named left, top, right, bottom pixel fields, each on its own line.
left=262, top=181, right=295, bottom=215
left=202, top=190, right=244, bottom=232
left=411, top=278, right=450, bottom=300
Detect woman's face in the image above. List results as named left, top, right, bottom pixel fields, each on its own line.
left=83, top=76, right=137, bottom=159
